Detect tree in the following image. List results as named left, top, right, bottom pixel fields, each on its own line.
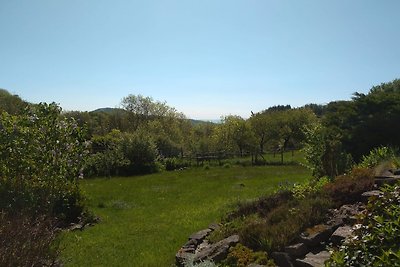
left=0, top=103, right=89, bottom=221
left=217, top=115, right=256, bottom=157
left=120, top=94, right=185, bottom=131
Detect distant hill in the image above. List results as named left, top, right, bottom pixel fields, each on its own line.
left=91, top=107, right=125, bottom=114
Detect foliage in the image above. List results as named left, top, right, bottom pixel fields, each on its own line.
left=291, top=176, right=330, bottom=199
left=302, top=122, right=353, bottom=178
left=358, top=146, right=398, bottom=169
left=237, top=195, right=332, bottom=251
left=0, top=89, right=28, bottom=115
left=85, top=130, right=129, bottom=177
left=164, top=157, right=191, bottom=171
left=222, top=243, right=275, bottom=267
left=324, top=167, right=375, bottom=205
left=323, top=79, right=400, bottom=161
left=327, top=183, right=400, bottom=266
left=119, top=130, right=161, bottom=174
left=0, top=103, right=88, bottom=222
left=212, top=179, right=333, bottom=253
left=0, top=212, right=60, bottom=267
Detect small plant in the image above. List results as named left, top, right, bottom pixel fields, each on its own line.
left=183, top=254, right=217, bottom=267
left=358, top=146, right=398, bottom=169
left=222, top=244, right=275, bottom=267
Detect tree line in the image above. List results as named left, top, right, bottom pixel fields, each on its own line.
left=1, top=78, right=400, bottom=178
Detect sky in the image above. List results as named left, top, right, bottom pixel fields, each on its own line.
left=1, top=1, right=400, bottom=120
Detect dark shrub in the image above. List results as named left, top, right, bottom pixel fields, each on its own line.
left=0, top=212, right=60, bottom=267
left=324, top=167, right=374, bottom=205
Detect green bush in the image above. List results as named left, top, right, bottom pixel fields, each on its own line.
left=119, top=131, right=160, bottom=175
left=85, top=130, right=129, bottom=177
left=358, top=146, right=399, bottom=169
left=0, top=103, right=89, bottom=222
left=222, top=244, right=275, bottom=267
left=327, top=183, right=400, bottom=266
left=164, top=157, right=191, bottom=171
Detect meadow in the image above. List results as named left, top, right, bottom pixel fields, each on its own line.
left=61, top=154, right=310, bottom=266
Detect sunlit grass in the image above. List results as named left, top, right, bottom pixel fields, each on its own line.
left=61, top=163, right=311, bottom=266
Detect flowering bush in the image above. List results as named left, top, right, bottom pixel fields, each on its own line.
left=0, top=103, right=89, bottom=222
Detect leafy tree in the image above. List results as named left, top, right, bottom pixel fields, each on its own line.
left=217, top=115, right=256, bottom=157
left=302, top=122, right=353, bottom=178
left=121, top=94, right=185, bottom=131
left=0, top=103, right=88, bottom=222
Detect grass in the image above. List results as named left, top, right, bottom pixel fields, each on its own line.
left=60, top=163, right=310, bottom=266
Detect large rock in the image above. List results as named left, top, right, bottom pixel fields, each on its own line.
left=330, top=226, right=353, bottom=246
left=361, top=190, right=382, bottom=202
left=299, top=225, right=335, bottom=247
left=189, top=229, right=212, bottom=242
left=285, top=243, right=309, bottom=258
left=194, top=235, right=240, bottom=263
left=295, top=250, right=330, bottom=267
left=271, top=252, right=294, bottom=267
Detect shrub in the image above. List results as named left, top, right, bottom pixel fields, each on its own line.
left=302, top=122, right=353, bottom=178
left=164, top=157, right=191, bottom=171
left=119, top=131, right=160, bottom=175
left=84, top=130, right=129, bottom=177
left=0, top=103, right=89, bottom=222
left=358, top=146, right=399, bottom=169
left=324, top=167, right=375, bottom=205
left=0, top=212, right=60, bottom=267
left=327, top=183, right=400, bottom=266
left=222, top=244, right=275, bottom=267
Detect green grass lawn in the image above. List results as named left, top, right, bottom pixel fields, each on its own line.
left=61, top=164, right=311, bottom=267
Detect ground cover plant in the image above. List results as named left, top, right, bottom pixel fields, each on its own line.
left=60, top=164, right=310, bottom=266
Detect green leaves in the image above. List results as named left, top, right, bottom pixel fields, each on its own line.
left=0, top=103, right=88, bottom=221
left=327, top=183, right=400, bottom=266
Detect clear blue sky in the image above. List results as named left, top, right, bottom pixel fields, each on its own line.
left=1, top=1, right=399, bottom=119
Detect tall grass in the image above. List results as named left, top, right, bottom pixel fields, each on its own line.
left=60, top=165, right=310, bottom=266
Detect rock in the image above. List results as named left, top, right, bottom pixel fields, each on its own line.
left=194, top=235, right=239, bottom=263
left=330, top=226, right=353, bottom=246
left=295, top=250, right=330, bottom=267
left=285, top=243, right=309, bottom=258
left=69, top=223, right=84, bottom=231
left=361, top=190, right=382, bottom=202
left=329, top=203, right=365, bottom=225
left=393, top=169, right=400, bottom=175
left=183, top=238, right=198, bottom=249
left=208, top=223, right=220, bottom=231
left=247, top=264, right=266, bottom=267
left=271, top=252, right=294, bottom=267
left=299, top=225, right=335, bottom=247
left=189, top=229, right=212, bottom=242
